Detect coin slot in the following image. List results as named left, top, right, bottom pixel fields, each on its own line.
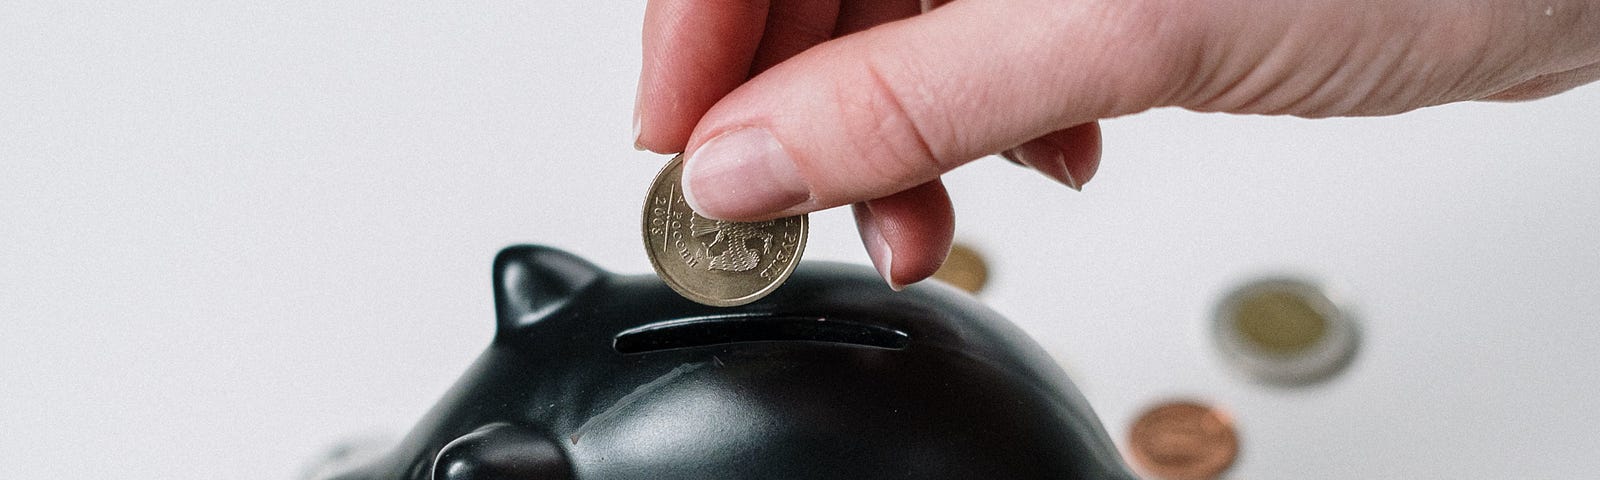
left=613, top=316, right=910, bottom=354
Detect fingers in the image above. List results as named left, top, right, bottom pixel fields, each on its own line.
left=680, top=0, right=1184, bottom=220
left=1175, top=2, right=1600, bottom=116
left=1479, top=62, right=1600, bottom=102
left=636, top=0, right=770, bottom=153
left=749, top=0, right=842, bottom=75
left=640, top=0, right=913, bottom=153
left=833, top=0, right=919, bottom=36
left=852, top=180, right=955, bottom=289
left=999, top=122, right=1103, bottom=191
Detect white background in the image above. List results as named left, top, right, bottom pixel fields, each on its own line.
left=4, top=2, right=1598, bottom=479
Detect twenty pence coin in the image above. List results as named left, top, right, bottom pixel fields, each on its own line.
left=1127, top=400, right=1239, bottom=480
left=642, top=154, right=807, bottom=307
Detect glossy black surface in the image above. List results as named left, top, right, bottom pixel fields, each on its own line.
left=327, top=245, right=1137, bottom=480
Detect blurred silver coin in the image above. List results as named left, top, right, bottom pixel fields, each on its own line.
left=643, top=154, right=807, bottom=307
left=1212, top=276, right=1359, bottom=386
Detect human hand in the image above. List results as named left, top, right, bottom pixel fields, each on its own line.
left=634, top=0, right=1600, bottom=288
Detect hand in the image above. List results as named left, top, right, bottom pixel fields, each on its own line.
left=634, top=0, right=1600, bottom=288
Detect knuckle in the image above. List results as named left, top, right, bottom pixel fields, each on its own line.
left=808, top=52, right=948, bottom=201
left=1064, top=0, right=1202, bottom=111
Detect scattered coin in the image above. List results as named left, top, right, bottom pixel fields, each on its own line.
left=643, top=154, right=807, bottom=307
left=1127, top=400, right=1239, bottom=480
left=932, top=243, right=990, bottom=294
left=1212, top=276, right=1360, bottom=386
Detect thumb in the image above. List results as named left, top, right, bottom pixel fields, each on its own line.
left=679, top=0, right=1185, bottom=220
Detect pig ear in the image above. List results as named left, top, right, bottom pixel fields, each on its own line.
left=433, top=423, right=573, bottom=480
left=493, top=245, right=605, bottom=333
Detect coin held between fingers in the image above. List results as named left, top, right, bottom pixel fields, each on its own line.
left=644, top=154, right=808, bottom=307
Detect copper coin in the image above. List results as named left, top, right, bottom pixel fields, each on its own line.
left=931, top=243, right=989, bottom=294
left=1127, top=401, right=1239, bottom=480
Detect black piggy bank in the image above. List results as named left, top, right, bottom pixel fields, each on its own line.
left=325, top=245, right=1137, bottom=480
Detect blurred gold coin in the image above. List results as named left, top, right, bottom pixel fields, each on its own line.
left=932, top=243, right=989, bottom=294
left=1212, top=277, right=1359, bottom=385
left=1127, top=400, right=1239, bottom=480
left=1233, top=289, right=1327, bottom=354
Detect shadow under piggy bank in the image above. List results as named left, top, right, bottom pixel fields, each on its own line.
left=326, top=245, right=1137, bottom=480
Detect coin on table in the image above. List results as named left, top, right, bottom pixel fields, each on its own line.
left=643, top=154, right=808, bottom=307
left=1127, top=400, right=1239, bottom=480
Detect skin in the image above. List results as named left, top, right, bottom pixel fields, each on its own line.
left=635, top=0, right=1600, bottom=288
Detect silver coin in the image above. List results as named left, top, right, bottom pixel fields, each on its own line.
left=1211, top=276, right=1360, bottom=386
left=643, top=154, right=807, bottom=307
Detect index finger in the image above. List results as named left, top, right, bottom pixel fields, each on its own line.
left=636, top=0, right=770, bottom=154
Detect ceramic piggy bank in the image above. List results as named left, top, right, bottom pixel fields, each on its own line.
left=323, top=245, right=1137, bottom=480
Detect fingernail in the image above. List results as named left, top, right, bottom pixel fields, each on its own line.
left=681, top=128, right=810, bottom=219
left=632, top=114, right=644, bottom=151
left=856, top=206, right=902, bottom=291
left=632, top=84, right=646, bottom=151
left=1005, top=140, right=1081, bottom=191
